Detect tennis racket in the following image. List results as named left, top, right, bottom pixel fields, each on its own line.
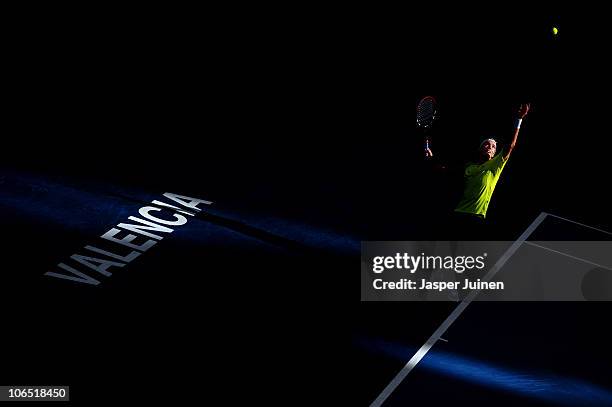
left=416, top=96, right=437, bottom=157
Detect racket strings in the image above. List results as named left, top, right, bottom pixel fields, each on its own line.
left=417, top=99, right=435, bottom=127
left=417, top=104, right=433, bottom=120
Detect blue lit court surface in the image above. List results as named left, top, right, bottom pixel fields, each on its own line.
left=357, top=216, right=612, bottom=406
left=0, top=168, right=359, bottom=403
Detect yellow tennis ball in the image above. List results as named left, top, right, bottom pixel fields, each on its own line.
left=552, top=27, right=559, bottom=35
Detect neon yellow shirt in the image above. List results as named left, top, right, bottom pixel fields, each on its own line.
left=454, top=153, right=508, bottom=218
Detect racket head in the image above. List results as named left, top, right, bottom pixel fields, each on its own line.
left=416, top=96, right=437, bottom=129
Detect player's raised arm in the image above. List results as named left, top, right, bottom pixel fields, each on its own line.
left=503, top=103, right=530, bottom=160
left=425, top=140, right=433, bottom=158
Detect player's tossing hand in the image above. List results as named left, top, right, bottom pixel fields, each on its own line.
left=425, top=148, right=433, bottom=158
left=518, top=103, right=530, bottom=119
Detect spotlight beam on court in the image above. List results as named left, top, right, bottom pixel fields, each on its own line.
left=370, top=212, right=611, bottom=406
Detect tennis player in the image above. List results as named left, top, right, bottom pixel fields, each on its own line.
left=426, top=103, right=530, bottom=237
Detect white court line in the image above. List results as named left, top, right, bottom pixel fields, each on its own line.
left=546, top=213, right=612, bottom=237
left=369, top=212, right=549, bottom=407
left=524, top=241, right=612, bottom=272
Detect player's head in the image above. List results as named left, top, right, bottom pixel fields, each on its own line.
left=479, top=138, right=497, bottom=160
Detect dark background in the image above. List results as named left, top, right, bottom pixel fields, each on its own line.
left=350, top=9, right=612, bottom=407
left=1, top=6, right=611, bottom=405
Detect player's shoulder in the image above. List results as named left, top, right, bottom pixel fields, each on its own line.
left=492, top=152, right=506, bottom=162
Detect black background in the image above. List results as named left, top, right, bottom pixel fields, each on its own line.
left=2, top=5, right=612, bottom=405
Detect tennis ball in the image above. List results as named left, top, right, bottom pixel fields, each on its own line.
left=552, top=27, right=559, bottom=35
